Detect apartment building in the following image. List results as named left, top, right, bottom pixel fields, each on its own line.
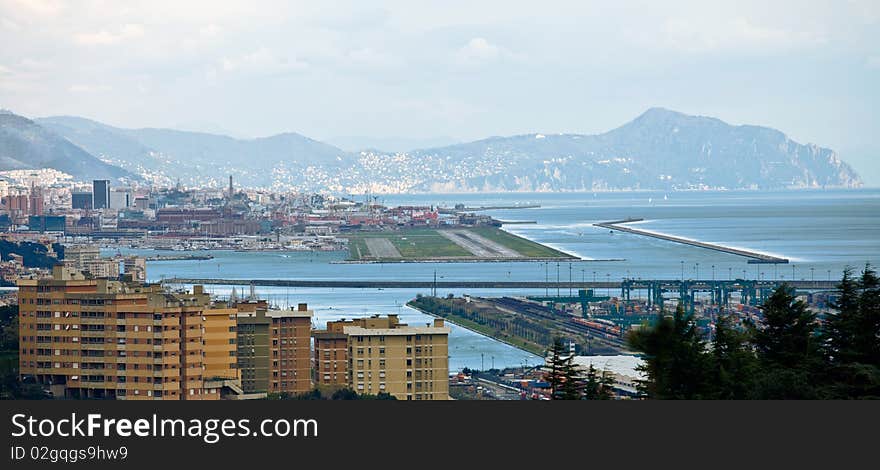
left=17, top=267, right=240, bottom=400
left=236, top=303, right=312, bottom=395
left=313, top=314, right=450, bottom=400
left=63, top=245, right=119, bottom=279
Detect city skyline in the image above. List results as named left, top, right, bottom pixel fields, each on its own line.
left=1, top=0, right=878, bottom=183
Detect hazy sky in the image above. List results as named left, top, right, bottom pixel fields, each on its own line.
left=1, top=0, right=878, bottom=183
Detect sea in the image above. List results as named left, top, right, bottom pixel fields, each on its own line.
left=106, top=188, right=879, bottom=372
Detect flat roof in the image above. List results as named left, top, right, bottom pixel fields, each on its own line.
left=343, top=325, right=450, bottom=336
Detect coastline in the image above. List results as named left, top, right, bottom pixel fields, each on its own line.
left=406, top=302, right=544, bottom=358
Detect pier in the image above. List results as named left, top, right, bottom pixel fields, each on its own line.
left=594, top=219, right=789, bottom=264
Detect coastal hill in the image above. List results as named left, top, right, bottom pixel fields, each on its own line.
left=0, top=108, right=858, bottom=192
left=404, top=108, right=861, bottom=191
left=0, top=110, right=135, bottom=183
left=36, top=115, right=350, bottom=189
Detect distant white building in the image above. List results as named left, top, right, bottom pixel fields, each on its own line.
left=109, top=190, right=131, bottom=209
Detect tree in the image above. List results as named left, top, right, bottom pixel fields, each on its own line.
left=542, top=338, right=583, bottom=400
left=820, top=265, right=880, bottom=398
left=751, top=284, right=822, bottom=399
left=628, top=304, right=712, bottom=399
left=558, top=360, right=584, bottom=400
left=543, top=338, right=569, bottom=399
left=710, top=314, right=758, bottom=399
left=331, top=388, right=359, bottom=400
left=822, top=267, right=860, bottom=364
left=855, top=264, right=880, bottom=367
left=753, top=284, right=820, bottom=370
left=583, top=364, right=614, bottom=400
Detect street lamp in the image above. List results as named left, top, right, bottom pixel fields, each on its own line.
left=544, top=262, right=549, bottom=296
left=680, top=260, right=684, bottom=281
left=556, top=262, right=560, bottom=297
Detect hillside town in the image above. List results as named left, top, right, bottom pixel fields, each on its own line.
left=0, top=170, right=505, bottom=254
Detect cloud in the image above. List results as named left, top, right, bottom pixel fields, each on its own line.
left=219, top=48, right=308, bottom=74
left=454, top=37, right=518, bottom=65
left=346, top=47, right=398, bottom=68
left=657, top=17, right=826, bottom=53
left=74, top=23, right=145, bottom=46
left=3, top=0, right=64, bottom=17
left=68, top=84, right=111, bottom=93
left=199, top=24, right=221, bottom=37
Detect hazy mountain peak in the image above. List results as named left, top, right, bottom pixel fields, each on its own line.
left=15, top=109, right=863, bottom=192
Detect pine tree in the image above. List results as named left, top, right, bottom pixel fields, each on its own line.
left=559, top=360, right=584, bottom=400
left=543, top=338, right=569, bottom=399
left=628, top=304, right=712, bottom=399
left=752, top=284, right=822, bottom=399
left=543, top=338, right=585, bottom=400
left=855, top=263, right=880, bottom=367
left=710, top=314, right=758, bottom=399
left=822, top=267, right=860, bottom=364
left=583, top=364, right=615, bottom=400
left=821, top=264, right=880, bottom=398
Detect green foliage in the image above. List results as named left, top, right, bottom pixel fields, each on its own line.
left=628, top=305, right=713, bottom=399
left=819, top=263, right=880, bottom=398
left=710, top=315, right=758, bottom=399
left=583, top=364, right=615, bottom=400
left=628, top=265, right=880, bottom=399
left=542, top=338, right=590, bottom=400
left=0, top=240, right=62, bottom=268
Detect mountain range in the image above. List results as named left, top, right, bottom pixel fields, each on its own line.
left=0, top=108, right=861, bottom=192
left=0, top=111, right=135, bottom=183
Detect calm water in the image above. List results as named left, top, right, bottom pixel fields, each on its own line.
left=113, top=189, right=879, bottom=371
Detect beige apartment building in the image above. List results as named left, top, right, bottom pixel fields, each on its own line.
left=17, top=266, right=240, bottom=400
left=313, top=314, right=450, bottom=400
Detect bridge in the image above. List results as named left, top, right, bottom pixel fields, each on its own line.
left=594, top=219, right=789, bottom=264
left=162, top=277, right=836, bottom=292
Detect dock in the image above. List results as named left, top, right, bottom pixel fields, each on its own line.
left=439, top=204, right=540, bottom=214
left=594, top=219, right=789, bottom=264
left=145, top=254, right=215, bottom=261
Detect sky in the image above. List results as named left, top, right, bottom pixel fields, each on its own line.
left=1, top=0, right=878, bottom=183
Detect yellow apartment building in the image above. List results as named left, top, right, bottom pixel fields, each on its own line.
left=17, top=267, right=241, bottom=400
left=313, top=314, right=450, bottom=400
